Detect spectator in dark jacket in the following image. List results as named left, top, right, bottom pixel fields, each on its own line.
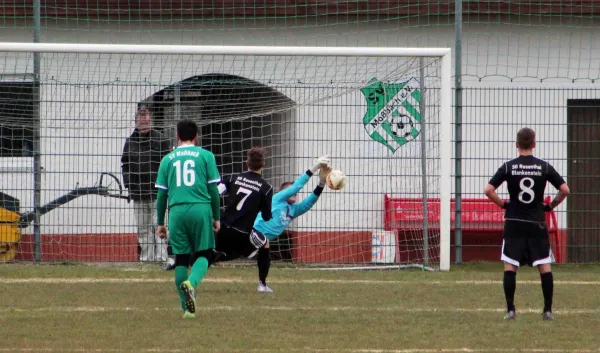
left=121, top=108, right=171, bottom=262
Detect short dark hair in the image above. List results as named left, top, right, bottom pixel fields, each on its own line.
left=177, top=119, right=199, bottom=142
left=135, top=108, right=151, bottom=120
left=517, top=127, right=536, bottom=150
left=247, top=146, right=266, bottom=171
left=280, top=181, right=293, bottom=190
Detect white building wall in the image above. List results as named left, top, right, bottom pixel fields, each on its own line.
left=0, top=20, right=598, bottom=237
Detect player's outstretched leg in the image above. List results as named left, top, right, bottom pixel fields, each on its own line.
left=210, top=250, right=239, bottom=266
left=538, top=263, right=554, bottom=320
left=503, top=263, right=518, bottom=320
left=257, top=245, right=272, bottom=293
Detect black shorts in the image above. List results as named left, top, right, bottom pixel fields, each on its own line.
left=214, top=226, right=267, bottom=262
left=501, top=220, right=554, bottom=267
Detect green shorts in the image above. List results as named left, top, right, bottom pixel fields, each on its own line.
left=168, top=203, right=215, bottom=254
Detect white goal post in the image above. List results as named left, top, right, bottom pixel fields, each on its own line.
left=0, top=43, right=451, bottom=271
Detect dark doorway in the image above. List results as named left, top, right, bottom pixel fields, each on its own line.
left=139, top=74, right=296, bottom=187
left=567, top=99, right=600, bottom=262
left=200, top=114, right=294, bottom=185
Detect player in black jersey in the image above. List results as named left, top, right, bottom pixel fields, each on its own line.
left=213, top=147, right=274, bottom=264
left=485, top=128, right=570, bottom=321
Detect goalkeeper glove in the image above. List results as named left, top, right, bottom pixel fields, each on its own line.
left=319, top=166, right=332, bottom=187
left=310, top=155, right=331, bottom=174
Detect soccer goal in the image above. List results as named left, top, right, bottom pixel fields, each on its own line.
left=0, top=43, right=451, bottom=271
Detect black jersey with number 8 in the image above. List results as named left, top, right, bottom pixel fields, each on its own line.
left=488, top=155, right=565, bottom=223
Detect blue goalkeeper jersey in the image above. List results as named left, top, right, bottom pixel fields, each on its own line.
left=253, top=171, right=320, bottom=240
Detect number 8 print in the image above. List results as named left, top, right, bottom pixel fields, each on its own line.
left=518, top=177, right=535, bottom=204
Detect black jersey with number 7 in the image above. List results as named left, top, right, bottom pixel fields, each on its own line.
left=219, top=171, right=274, bottom=234
left=488, top=155, right=566, bottom=223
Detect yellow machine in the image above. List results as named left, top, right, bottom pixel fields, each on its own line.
left=0, top=207, right=21, bottom=262
left=0, top=173, right=128, bottom=262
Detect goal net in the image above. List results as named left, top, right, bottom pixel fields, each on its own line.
left=0, top=43, right=451, bottom=270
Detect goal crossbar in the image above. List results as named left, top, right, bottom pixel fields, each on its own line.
left=0, top=42, right=450, bottom=58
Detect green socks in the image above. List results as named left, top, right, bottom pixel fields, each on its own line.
left=188, top=257, right=209, bottom=288
left=174, top=257, right=209, bottom=312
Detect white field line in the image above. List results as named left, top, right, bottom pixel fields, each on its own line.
left=1, top=305, right=598, bottom=315
left=1, top=349, right=599, bottom=353
left=1, top=277, right=600, bottom=285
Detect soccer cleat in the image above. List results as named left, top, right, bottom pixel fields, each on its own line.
left=504, top=311, right=517, bottom=321
left=163, top=257, right=175, bottom=271
left=257, top=282, right=273, bottom=293
left=182, top=310, right=195, bottom=319
left=542, top=311, right=554, bottom=321
left=180, top=280, right=197, bottom=314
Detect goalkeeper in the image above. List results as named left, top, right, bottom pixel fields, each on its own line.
left=212, top=156, right=331, bottom=293
left=252, top=156, right=331, bottom=292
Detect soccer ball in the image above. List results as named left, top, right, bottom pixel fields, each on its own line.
left=389, top=114, right=414, bottom=138
left=326, top=170, right=347, bottom=191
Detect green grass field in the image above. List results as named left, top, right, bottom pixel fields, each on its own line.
left=1, top=262, right=600, bottom=352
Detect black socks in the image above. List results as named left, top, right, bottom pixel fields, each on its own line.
left=503, top=270, right=517, bottom=312
left=540, top=272, right=554, bottom=313
left=257, top=247, right=271, bottom=286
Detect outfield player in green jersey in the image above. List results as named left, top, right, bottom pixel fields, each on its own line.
left=155, top=119, right=221, bottom=319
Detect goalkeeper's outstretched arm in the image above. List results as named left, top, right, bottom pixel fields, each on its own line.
left=291, top=166, right=330, bottom=217
left=272, top=155, right=330, bottom=204
left=252, top=156, right=330, bottom=242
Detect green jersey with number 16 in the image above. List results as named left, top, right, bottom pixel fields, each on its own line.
left=155, top=145, right=221, bottom=207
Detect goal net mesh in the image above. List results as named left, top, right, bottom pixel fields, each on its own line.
left=0, top=49, right=444, bottom=269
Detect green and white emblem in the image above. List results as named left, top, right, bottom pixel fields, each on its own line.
left=360, top=77, right=422, bottom=153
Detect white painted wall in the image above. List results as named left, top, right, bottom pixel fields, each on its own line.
left=0, top=19, right=598, bottom=243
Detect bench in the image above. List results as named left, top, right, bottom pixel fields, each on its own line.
left=384, top=195, right=564, bottom=263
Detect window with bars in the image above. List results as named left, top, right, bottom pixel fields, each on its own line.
left=0, top=82, right=37, bottom=157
